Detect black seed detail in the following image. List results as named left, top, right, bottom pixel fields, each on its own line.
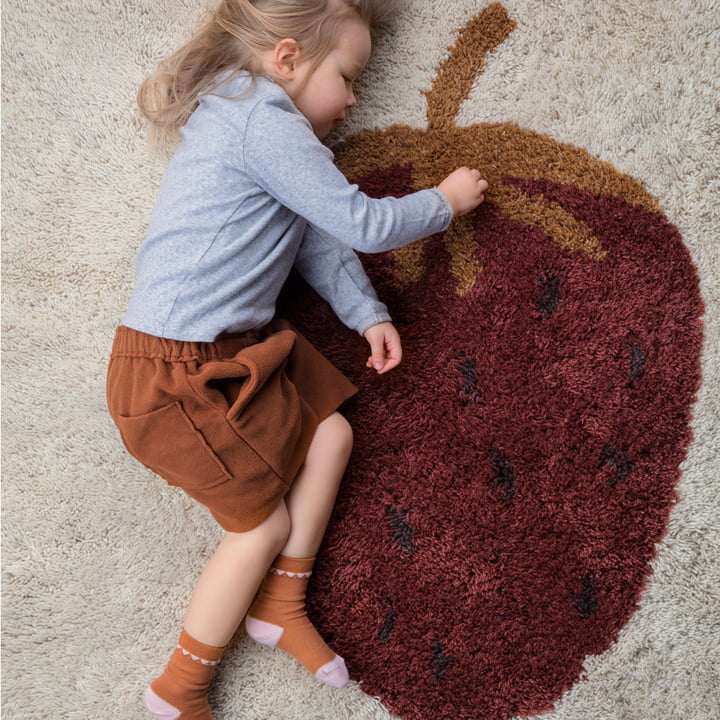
left=457, top=356, right=481, bottom=406
left=627, top=341, right=646, bottom=387
left=601, top=445, right=634, bottom=487
left=431, top=639, right=451, bottom=680
left=491, top=448, right=515, bottom=500
left=385, top=506, right=419, bottom=557
left=573, top=576, right=598, bottom=619
left=378, top=598, right=395, bottom=645
left=538, top=274, right=560, bottom=318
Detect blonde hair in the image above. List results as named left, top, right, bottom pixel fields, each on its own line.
left=138, top=0, right=400, bottom=146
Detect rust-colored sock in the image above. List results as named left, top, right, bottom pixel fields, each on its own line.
left=144, top=629, right=225, bottom=720
left=245, top=555, right=349, bottom=688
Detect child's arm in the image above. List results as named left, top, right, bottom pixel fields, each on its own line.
left=244, top=98, right=487, bottom=254
left=295, top=226, right=405, bottom=373
left=294, top=225, right=391, bottom=338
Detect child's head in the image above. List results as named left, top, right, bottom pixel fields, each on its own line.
left=263, top=7, right=373, bottom=139
left=139, top=0, right=400, bottom=144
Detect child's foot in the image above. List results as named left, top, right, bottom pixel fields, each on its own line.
left=245, top=555, right=349, bottom=688
left=145, top=629, right=224, bottom=720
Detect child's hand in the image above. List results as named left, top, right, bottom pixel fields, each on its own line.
left=364, top=322, right=402, bottom=374
left=438, top=167, right=489, bottom=217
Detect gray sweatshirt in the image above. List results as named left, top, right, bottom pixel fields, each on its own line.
left=123, top=73, right=452, bottom=342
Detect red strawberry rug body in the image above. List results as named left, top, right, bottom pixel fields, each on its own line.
left=286, top=5, right=706, bottom=719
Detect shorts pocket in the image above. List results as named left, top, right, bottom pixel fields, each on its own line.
left=116, top=401, right=231, bottom=488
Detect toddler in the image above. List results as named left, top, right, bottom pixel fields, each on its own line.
left=107, top=0, right=488, bottom=717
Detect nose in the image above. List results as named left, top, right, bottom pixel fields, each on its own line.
left=347, top=88, right=356, bottom=107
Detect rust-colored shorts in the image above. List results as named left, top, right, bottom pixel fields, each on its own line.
left=106, top=321, right=357, bottom=532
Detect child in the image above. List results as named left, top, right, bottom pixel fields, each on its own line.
left=107, top=0, right=488, bottom=717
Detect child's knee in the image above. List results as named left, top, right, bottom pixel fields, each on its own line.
left=245, top=501, right=291, bottom=556
left=322, top=412, right=353, bottom=460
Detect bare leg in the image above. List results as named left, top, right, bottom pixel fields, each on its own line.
left=183, top=501, right=291, bottom=647
left=282, top=412, right=353, bottom=558
left=145, top=502, right=291, bottom=719
left=245, top=412, right=354, bottom=687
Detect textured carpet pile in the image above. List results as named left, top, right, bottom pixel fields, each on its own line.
left=2, top=1, right=719, bottom=719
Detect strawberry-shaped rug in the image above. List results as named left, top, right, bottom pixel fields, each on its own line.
left=285, top=5, right=703, bottom=719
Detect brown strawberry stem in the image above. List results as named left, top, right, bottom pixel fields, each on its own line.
left=425, top=3, right=516, bottom=131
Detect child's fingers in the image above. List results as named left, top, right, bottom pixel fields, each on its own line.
left=383, top=333, right=402, bottom=370
left=365, top=333, right=387, bottom=371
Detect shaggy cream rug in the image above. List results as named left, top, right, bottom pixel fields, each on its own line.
left=2, top=1, right=719, bottom=719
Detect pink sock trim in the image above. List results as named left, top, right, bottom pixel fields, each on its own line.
left=144, top=686, right=181, bottom=720
left=245, top=616, right=283, bottom=646
left=176, top=643, right=220, bottom=666
left=314, top=655, right=349, bottom=688
left=269, top=568, right=312, bottom=578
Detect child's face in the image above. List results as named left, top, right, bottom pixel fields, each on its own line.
left=291, top=16, right=372, bottom=140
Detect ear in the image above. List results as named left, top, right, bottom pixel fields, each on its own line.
left=273, top=38, right=303, bottom=79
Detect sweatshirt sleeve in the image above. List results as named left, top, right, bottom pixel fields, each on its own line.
left=242, top=92, right=453, bottom=253
left=294, top=224, right=391, bottom=335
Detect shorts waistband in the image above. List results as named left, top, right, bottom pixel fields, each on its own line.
left=111, top=325, right=263, bottom=363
